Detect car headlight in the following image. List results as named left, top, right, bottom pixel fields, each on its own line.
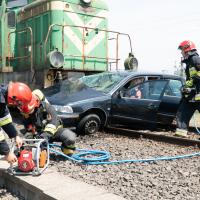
left=53, top=105, right=73, bottom=114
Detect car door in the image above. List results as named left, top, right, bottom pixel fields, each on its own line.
left=110, top=79, right=168, bottom=125
left=157, top=79, right=183, bottom=124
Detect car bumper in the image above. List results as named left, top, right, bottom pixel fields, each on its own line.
left=57, top=113, right=80, bottom=127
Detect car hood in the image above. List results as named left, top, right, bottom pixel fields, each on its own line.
left=47, top=88, right=109, bottom=106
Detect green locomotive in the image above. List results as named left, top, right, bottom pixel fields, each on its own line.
left=0, top=0, right=136, bottom=88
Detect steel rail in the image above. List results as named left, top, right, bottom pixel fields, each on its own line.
left=106, top=126, right=200, bottom=147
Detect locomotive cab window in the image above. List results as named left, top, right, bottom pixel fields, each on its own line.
left=7, top=11, right=16, bottom=28
left=7, top=0, right=28, bottom=8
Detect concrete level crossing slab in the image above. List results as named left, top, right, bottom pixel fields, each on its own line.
left=0, top=160, right=125, bottom=200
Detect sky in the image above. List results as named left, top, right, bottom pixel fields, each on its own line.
left=107, top=0, right=200, bottom=73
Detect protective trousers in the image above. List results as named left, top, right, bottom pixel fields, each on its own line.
left=51, top=128, right=76, bottom=149
left=176, top=98, right=200, bottom=131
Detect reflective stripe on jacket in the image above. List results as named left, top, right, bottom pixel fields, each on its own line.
left=0, top=84, right=18, bottom=155
left=0, top=128, right=5, bottom=141
left=0, top=113, right=12, bottom=126
left=189, top=66, right=200, bottom=78
left=0, top=85, right=18, bottom=138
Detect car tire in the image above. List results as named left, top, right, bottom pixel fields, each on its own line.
left=77, top=114, right=101, bottom=135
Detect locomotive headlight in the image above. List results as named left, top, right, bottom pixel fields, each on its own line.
left=81, top=0, right=91, bottom=4
left=47, top=50, right=64, bottom=68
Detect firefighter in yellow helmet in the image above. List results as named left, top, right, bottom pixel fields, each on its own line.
left=32, top=89, right=49, bottom=103
left=175, top=40, right=200, bottom=137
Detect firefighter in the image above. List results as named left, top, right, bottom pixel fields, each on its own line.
left=175, top=40, right=200, bottom=137
left=18, top=89, right=76, bottom=155
left=0, top=82, right=26, bottom=164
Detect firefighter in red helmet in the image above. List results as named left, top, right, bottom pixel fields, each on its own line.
left=19, top=89, right=76, bottom=155
left=175, top=40, right=200, bottom=137
left=0, top=82, right=29, bottom=163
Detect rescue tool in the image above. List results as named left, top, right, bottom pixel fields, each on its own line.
left=8, top=139, right=49, bottom=176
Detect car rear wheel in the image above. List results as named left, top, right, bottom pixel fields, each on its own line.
left=77, top=114, right=101, bottom=135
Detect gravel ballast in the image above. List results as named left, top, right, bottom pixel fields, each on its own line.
left=50, top=132, right=200, bottom=200
left=0, top=188, right=24, bottom=200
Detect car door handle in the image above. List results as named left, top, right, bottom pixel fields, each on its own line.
left=148, top=103, right=157, bottom=110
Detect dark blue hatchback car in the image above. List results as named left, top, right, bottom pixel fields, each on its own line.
left=43, top=71, right=184, bottom=135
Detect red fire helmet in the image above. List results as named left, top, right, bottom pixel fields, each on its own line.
left=7, top=82, right=39, bottom=114
left=7, top=82, right=32, bottom=106
left=178, top=40, right=196, bottom=53
left=19, top=94, right=40, bottom=114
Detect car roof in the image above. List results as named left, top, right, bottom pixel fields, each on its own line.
left=98, top=70, right=184, bottom=95
left=105, top=70, right=183, bottom=80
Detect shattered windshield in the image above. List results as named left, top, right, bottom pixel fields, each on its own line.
left=43, top=72, right=127, bottom=96
left=80, top=72, right=127, bottom=93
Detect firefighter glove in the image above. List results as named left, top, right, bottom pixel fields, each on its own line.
left=181, top=86, right=193, bottom=94
left=40, top=132, right=52, bottom=141
left=185, top=79, right=193, bottom=87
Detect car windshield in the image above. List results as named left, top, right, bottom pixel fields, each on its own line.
left=80, top=72, right=127, bottom=93
left=43, top=72, right=127, bottom=96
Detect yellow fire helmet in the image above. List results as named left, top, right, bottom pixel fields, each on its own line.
left=32, top=89, right=49, bottom=103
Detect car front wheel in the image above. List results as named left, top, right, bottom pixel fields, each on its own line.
left=77, top=114, right=101, bottom=135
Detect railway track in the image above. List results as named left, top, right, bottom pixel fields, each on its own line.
left=106, top=125, right=200, bottom=147
left=50, top=130, right=200, bottom=200
left=12, top=117, right=200, bottom=199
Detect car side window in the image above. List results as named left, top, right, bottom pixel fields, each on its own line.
left=122, top=77, right=145, bottom=98
left=164, top=80, right=182, bottom=97
left=126, top=80, right=168, bottom=100
left=123, top=77, right=145, bottom=90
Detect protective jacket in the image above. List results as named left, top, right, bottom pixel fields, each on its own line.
left=183, top=51, right=200, bottom=87
left=23, top=95, right=76, bottom=154
left=0, top=84, right=18, bottom=155
left=23, top=101, right=63, bottom=136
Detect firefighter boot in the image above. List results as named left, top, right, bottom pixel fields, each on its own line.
left=174, top=128, right=188, bottom=138
left=61, top=145, right=75, bottom=156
